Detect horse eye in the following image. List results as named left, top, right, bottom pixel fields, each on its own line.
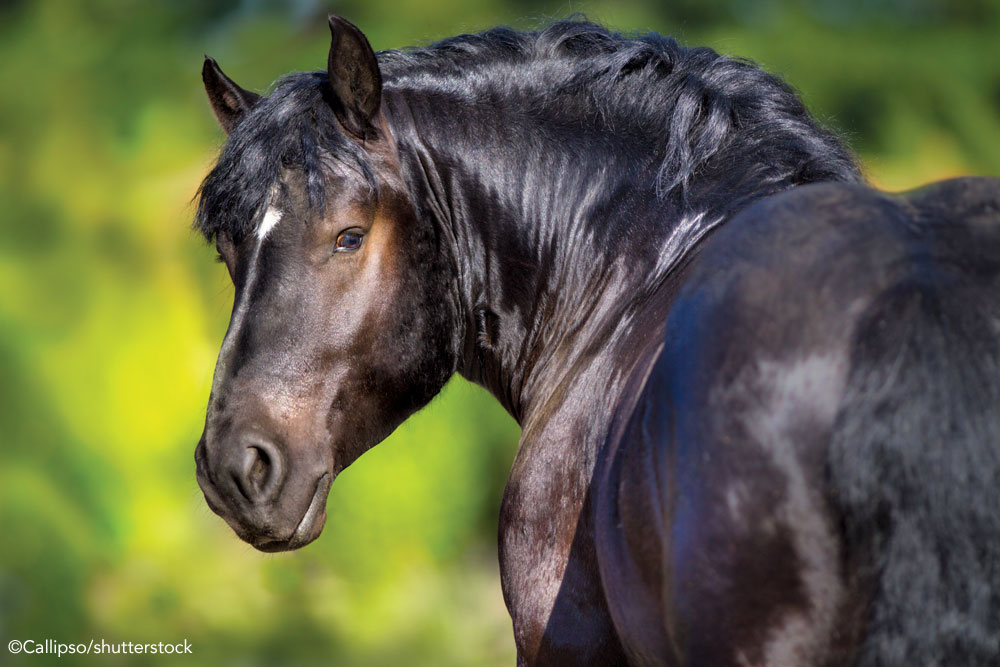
left=335, top=229, right=364, bottom=253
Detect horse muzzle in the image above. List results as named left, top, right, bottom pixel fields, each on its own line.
left=195, top=431, right=333, bottom=551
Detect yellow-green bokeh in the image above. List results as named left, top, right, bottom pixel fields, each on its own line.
left=1, top=0, right=998, bottom=665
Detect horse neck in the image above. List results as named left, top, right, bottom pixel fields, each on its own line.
left=384, top=88, right=714, bottom=429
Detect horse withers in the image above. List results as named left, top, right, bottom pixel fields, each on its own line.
left=192, top=15, right=1000, bottom=666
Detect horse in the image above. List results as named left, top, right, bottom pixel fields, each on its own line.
left=192, top=15, right=1000, bottom=666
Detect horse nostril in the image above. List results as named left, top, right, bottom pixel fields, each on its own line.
left=232, top=437, right=285, bottom=505
left=248, top=449, right=268, bottom=489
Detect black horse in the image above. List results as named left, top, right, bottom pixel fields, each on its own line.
left=193, top=16, right=1000, bottom=666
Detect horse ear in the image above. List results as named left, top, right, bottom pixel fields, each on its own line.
left=327, top=15, right=382, bottom=140
left=202, top=56, right=262, bottom=134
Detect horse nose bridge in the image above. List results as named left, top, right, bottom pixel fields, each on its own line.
left=206, top=336, right=332, bottom=449
left=210, top=242, right=277, bottom=398
left=211, top=316, right=314, bottom=410
left=210, top=312, right=254, bottom=398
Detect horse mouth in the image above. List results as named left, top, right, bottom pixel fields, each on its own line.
left=252, top=473, right=331, bottom=552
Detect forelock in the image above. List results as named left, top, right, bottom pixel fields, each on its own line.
left=195, top=72, right=377, bottom=244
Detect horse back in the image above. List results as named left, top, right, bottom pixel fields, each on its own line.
left=594, top=177, right=1000, bottom=666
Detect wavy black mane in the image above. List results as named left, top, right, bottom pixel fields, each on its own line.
left=196, top=19, right=861, bottom=243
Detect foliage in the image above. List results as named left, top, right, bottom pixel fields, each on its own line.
left=0, top=0, right=997, bottom=665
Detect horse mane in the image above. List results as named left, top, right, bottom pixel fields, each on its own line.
left=196, top=18, right=861, bottom=244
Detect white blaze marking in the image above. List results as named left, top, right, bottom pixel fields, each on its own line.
left=257, top=205, right=283, bottom=241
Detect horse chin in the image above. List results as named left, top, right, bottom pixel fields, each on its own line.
left=249, top=472, right=332, bottom=553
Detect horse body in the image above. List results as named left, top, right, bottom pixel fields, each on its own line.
left=596, top=178, right=1000, bottom=665
left=192, top=16, right=1000, bottom=665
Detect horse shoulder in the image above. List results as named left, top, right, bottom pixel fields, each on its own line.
left=594, top=338, right=682, bottom=666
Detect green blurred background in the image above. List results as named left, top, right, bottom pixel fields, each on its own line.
left=1, top=0, right=998, bottom=664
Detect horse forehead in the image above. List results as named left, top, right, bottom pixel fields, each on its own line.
left=256, top=205, right=284, bottom=241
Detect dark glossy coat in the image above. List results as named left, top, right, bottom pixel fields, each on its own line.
left=192, top=16, right=1000, bottom=666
